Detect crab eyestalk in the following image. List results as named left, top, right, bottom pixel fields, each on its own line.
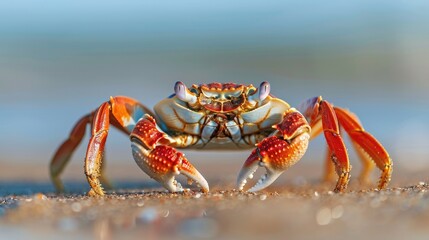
left=237, top=109, right=311, bottom=192
left=175, top=81, right=198, bottom=106
left=130, top=115, right=209, bottom=193
left=247, top=81, right=270, bottom=107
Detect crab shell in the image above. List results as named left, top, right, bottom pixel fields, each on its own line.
left=154, top=81, right=283, bottom=149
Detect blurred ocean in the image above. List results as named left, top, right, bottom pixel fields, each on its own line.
left=0, top=0, right=428, bottom=174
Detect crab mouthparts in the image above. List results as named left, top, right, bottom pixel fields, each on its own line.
left=237, top=160, right=283, bottom=192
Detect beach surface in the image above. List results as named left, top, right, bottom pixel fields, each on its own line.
left=0, top=163, right=428, bottom=240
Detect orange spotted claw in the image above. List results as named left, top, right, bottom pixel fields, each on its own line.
left=130, top=115, right=209, bottom=192
left=237, top=109, right=311, bottom=192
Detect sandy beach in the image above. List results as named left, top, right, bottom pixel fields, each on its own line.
left=0, top=163, right=428, bottom=240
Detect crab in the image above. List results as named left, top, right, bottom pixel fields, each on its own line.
left=50, top=82, right=392, bottom=196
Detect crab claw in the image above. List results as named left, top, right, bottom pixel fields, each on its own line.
left=237, top=142, right=283, bottom=192
left=237, top=109, right=311, bottom=192
left=131, top=143, right=209, bottom=192
left=237, top=135, right=309, bottom=192
left=130, top=115, right=209, bottom=192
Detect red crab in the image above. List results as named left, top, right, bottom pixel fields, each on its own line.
left=50, top=82, right=392, bottom=196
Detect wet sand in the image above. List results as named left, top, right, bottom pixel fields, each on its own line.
left=0, top=164, right=428, bottom=240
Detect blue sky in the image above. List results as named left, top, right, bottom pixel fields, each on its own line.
left=1, top=1, right=428, bottom=47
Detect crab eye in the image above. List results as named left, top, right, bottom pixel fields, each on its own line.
left=259, top=82, right=270, bottom=100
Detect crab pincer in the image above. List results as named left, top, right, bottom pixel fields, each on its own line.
left=130, top=114, right=209, bottom=192
left=237, top=109, right=311, bottom=192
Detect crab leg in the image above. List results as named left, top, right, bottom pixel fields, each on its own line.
left=85, top=97, right=158, bottom=196
left=50, top=113, right=113, bottom=192
left=51, top=96, right=154, bottom=195
left=85, top=102, right=111, bottom=196
left=334, top=109, right=376, bottom=184
left=319, top=101, right=351, bottom=192
left=50, top=114, right=91, bottom=192
left=297, top=99, right=352, bottom=192
left=130, top=115, right=209, bottom=192
left=334, top=107, right=392, bottom=189
left=298, top=96, right=392, bottom=191
left=237, top=108, right=311, bottom=192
